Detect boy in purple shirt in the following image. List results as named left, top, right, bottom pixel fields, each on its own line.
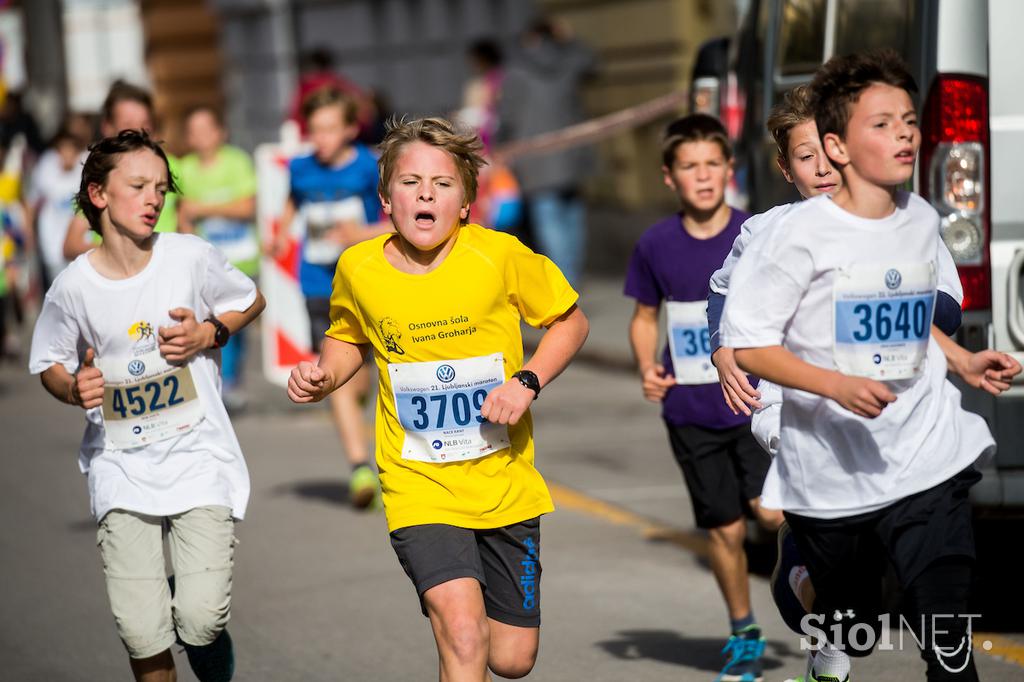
left=625, top=114, right=783, bottom=682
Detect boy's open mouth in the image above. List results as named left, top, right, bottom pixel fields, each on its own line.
left=415, top=211, right=436, bottom=225
left=895, top=149, right=915, bottom=162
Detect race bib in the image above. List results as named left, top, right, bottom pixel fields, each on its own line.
left=665, top=301, right=717, bottom=385
left=199, top=217, right=259, bottom=265
left=833, top=262, right=936, bottom=380
left=97, top=349, right=205, bottom=450
left=301, top=197, right=366, bottom=265
left=390, top=353, right=510, bottom=463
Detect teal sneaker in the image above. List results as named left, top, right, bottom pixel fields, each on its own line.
left=716, top=625, right=765, bottom=682
left=348, top=464, right=378, bottom=510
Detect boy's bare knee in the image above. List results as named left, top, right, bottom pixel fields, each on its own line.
left=440, top=615, right=489, bottom=664
left=489, top=651, right=537, bottom=679
left=709, top=518, right=746, bottom=549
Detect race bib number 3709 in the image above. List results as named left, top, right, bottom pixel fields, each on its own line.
left=390, top=353, right=510, bottom=463
left=833, top=262, right=936, bottom=380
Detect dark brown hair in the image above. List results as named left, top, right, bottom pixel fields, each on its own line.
left=662, top=113, right=732, bottom=167
left=810, top=49, right=917, bottom=140
left=100, top=80, right=154, bottom=125
left=75, top=129, right=178, bottom=233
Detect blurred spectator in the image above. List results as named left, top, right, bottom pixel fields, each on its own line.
left=63, top=80, right=180, bottom=262
left=289, top=47, right=375, bottom=140
left=177, top=105, right=259, bottom=410
left=26, top=122, right=88, bottom=290
left=0, top=91, right=44, bottom=156
left=458, top=39, right=505, bottom=151
left=498, top=17, right=595, bottom=286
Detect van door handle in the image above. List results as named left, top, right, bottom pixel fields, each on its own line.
left=1006, top=248, right=1024, bottom=348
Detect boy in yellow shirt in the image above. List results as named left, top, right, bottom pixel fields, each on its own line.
left=287, top=117, right=589, bottom=680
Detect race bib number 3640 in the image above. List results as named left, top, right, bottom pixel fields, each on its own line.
left=390, top=353, right=510, bottom=463
left=833, top=262, right=936, bottom=380
left=665, top=301, right=717, bottom=385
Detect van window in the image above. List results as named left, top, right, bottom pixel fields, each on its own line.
left=777, top=0, right=826, bottom=77
left=834, top=0, right=914, bottom=58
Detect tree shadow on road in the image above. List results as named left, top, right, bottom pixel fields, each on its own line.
left=596, top=629, right=799, bottom=674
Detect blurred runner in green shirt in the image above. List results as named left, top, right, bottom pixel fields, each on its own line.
left=178, top=105, right=259, bottom=409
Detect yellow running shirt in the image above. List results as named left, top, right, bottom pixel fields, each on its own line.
left=327, top=224, right=578, bottom=531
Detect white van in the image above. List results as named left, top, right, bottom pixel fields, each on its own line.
left=726, top=0, right=1024, bottom=509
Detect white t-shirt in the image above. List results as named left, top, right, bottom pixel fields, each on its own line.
left=29, top=233, right=257, bottom=522
left=717, top=200, right=965, bottom=468
left=710, top=201, right=964, bottom=303
left=721, top=192, right=993, bottom=519
left=28, top=149, right=84, bottom=278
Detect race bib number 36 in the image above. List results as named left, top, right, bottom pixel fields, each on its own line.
left=390, top=353, right=510, bottom=463
left=98, top=349, right=205, bottom=450
left=665, top=301, right=717, bottom=385
left=833, top=262, right=936, bottom=380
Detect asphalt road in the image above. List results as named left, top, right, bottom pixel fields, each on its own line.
left=2, top=333, right=1022, bottom=681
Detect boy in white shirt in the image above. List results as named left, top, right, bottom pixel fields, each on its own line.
left=721, top=50, right=1019, bottom=682
left=29, top=130, right=265, bottom=682
left=706, top=85, right=965, bottom=654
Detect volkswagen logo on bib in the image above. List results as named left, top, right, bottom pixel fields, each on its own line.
left=885, top=269, right=902, bottom=290
left=436, top=364, right=456, bottom=383
left=128, top=360, right=146, bottom=377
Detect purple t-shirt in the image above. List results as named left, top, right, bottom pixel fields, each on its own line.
left=624, top=208, right=754, bottom=429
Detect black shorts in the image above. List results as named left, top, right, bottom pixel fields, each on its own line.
left=665, top=421, right=771, bottom=529
left=305, top=297, right=331, bottom=352
left=784, top=466, right=981, bottom=648
left=389, top=517, right=541, bottom=627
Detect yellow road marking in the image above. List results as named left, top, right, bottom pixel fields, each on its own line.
left=975, top=633, right=1024, bottom=667
left=548, top=482, right=708, bottom=557
left=549, top=482, right=1024, bottom=670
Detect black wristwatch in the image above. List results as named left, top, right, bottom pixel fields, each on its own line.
left=512, top=370, right=541, bottom=400
left=205, top=316, right=230, bottom=349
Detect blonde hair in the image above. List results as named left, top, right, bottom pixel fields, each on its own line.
left=377, top=117, right=487, bottom=219
left=766, top=85, right=815, bottom=165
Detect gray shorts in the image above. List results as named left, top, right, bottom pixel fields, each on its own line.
left=389, top=517, right=541, bottom=627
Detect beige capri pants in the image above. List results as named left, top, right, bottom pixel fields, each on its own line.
left=96, top=505, right=236, bottom=659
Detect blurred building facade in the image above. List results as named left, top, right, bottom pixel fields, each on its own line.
left=18, top=0, right=737, bottom=210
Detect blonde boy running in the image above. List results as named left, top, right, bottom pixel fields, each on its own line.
left=287, top=117, right=588, bottom=681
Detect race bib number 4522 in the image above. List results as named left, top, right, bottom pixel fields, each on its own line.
left=389, top=353, right=510, bottom=463
left=97, top=349, right=205, bottom=450
left=833, top=262, right=936, bottom=380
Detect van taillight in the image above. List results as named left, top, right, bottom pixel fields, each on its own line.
left=920, top=74, right=991, bottom=311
